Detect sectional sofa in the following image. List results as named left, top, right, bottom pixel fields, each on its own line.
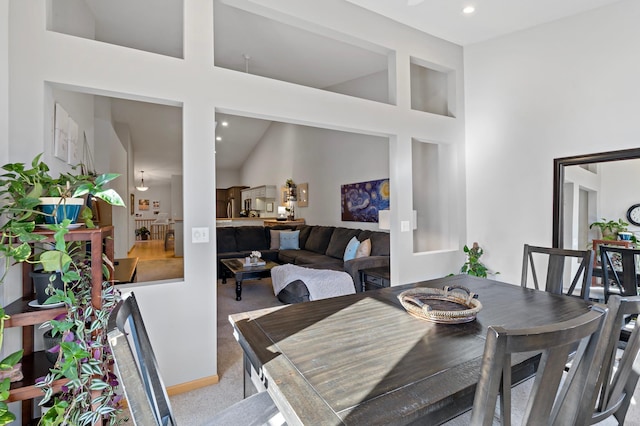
left=216, top=224, right=390, bottom=292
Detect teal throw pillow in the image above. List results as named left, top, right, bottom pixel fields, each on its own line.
left=343, top=236, right=360, bottom=261
left=279, top=230, right=300, bottom=250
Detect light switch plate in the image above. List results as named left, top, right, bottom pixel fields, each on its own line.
left=401, top=221, right=410, bottom=232
left=192, top=227, right=209, bottom=243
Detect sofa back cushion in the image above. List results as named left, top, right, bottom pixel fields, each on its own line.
left=296, top=225, right=313, bottom=249
left=326, top=227, right=361, bottom=259
left=216, top=227, right=237, bottom=253
left=304, top=226, right=335, bottom=254
left=369, top=231, right=390, bottom=256
left=235, top=226, right=269, bottom=251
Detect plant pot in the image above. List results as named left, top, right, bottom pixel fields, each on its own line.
left=39, top=197, right=84, bottom=224
left=43, top=329, right=61, bottom=365
left=30, top=270, right=64, bottom=304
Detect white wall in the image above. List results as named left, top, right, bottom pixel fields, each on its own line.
left=599, top=159, right=640, bottom=234
left=8, top=0, right=465, bottom=390
left=215, top=169, right=241, bottom=189
left=465, top=0, right=640, bottom=284
left=242, top=122, right=388, bottom=230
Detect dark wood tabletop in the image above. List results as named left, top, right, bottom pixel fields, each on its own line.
left=229, top=275, right=593, bottom=425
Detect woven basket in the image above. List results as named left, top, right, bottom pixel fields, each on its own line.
left=398, top=285, right=483, bottom=324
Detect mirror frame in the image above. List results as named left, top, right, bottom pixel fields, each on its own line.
left=553, top=147, right=640, bottom=248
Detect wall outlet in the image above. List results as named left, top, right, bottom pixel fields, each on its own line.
left=191, top=227, right=209, bottom=243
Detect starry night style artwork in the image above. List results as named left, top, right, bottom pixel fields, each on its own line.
left=341, top=178, right=390, bottom=222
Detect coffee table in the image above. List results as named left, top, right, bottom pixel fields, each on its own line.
left=220, top=258, right=279, bottom=301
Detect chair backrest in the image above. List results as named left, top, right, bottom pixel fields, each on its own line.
left=521, top=244, right=595, bottom=300
left=107, top=293, right=176, bottom=425
left=591, top=295, right=640, bottom=424
left=601, top=245, right=640, bottom=302
left=592, top=239, right=632, bottom=268
left=470, top=304, right=612, bottom=426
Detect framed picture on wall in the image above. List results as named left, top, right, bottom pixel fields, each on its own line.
left=130, top=194, right=135, bottom=215
left=139, top=199, right=149, bottom=211
left=298, top=183, right=308, bottom=207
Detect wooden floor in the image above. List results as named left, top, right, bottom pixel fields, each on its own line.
left=128, top=239, right=175, bottom=260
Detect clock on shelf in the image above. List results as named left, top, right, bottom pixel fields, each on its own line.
left=626, top=204, right=640, bottom=226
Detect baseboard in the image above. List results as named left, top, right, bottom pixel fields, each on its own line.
left=166, top=375, right=219, bottom=396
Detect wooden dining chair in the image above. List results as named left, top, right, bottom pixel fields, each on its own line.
left=470, top=304, right=612, bottom=426
left=107, top=293, right=284, bottom=426
left=600, top=245, right=640, bottom=302
left=521, top=244, right=594, bottom=300
left=589, top=295, right=640, bottom=424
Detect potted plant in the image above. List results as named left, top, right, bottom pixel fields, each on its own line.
left=0, top=154, right=125, bottom=424
left=135, top=226, right=150, bottom=240
left=589, top=218, right=629, bottom=240
left=458, top=242, right=498, bottom=279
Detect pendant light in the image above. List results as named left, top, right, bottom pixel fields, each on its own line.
left=136, top=171, right=149, bottom=191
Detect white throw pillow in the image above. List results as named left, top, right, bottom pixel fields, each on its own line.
left=355, top=239, right=371, bottom=258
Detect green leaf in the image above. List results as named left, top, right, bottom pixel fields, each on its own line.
left=94, top=189, right=125, bottom=207
left=40, top=250, right=72, bottom=272
left=0, top=350, right=23, bottom=368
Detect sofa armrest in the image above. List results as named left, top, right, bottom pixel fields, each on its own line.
left=343, top=256, right=390, bottom=292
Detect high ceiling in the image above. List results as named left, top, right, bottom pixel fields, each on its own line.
left=345, top=0, right=624, bottom=46
left=80, top=0, right=624, bottom=184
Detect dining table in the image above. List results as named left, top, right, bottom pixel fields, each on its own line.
left=228, top=274, right=593, bottom=425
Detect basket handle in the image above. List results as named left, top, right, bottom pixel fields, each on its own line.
left=444, top=285, right=478, bottom=303
left=403, top=295, right=429, bottom=310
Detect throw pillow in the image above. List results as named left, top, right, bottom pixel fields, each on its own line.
left=279, top=230, right=300, bottom=250
left=343, top=236, right=361, bottom=261
left=269, top=230, right=281, bottom=250
left=355, top=239, right=371, bottom=258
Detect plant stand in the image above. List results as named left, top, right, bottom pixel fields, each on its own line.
left=4, top=226, right=114, bottom=425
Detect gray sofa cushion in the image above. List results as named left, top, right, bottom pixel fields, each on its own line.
left=235, top=226, right=269, bottom=251
left=304, top=226, right=335, bottom=254
left=277, top=279, right=310, bottom=304
left=216, top=227, right=237, bottom=253
left=325, top=227, right=361, bottom=259
left=295, top=225, right=313, bottom=249
left=369, top=232, right=390, bottom=256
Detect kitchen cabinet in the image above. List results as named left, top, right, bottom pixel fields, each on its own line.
left=216, top=188, right=228, bottom=218
left=241, top=185, right=277, bottom=213
left=226, top=186, right=247, bottom=218
left=5, top=226, right=114, bottom=424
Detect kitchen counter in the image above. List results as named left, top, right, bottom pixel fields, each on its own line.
left=215, top=217, right=303, bottom=227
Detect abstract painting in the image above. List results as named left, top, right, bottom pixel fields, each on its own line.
left=341, top=178, right=390, bottom=222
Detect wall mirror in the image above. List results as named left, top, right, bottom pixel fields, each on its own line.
left=553, top=147, right=640, bottom=249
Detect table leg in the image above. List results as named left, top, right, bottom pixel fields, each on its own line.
left=236, top=276, right=243, bottom=301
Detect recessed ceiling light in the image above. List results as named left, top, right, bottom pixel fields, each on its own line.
left=221, top=121, right=228, bottom=127
left=462, top=5, right=475, bottom=14
left=216, top=136, right=222, bottom=141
